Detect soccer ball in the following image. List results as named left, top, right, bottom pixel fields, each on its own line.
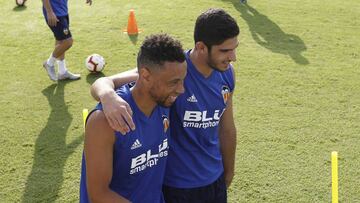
left=85, top=54, right=105, bottom=73
left=15, top=0, right=26, bottom=6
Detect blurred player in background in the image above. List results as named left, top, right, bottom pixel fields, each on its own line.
left=42, top=0, right=92, bottom=81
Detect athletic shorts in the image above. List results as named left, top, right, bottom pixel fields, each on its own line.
left=163, top=173, right=227, bottom=203
left=46, top=15, right=72, bottom=41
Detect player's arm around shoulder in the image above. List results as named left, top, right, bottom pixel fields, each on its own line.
left=90, top=69, right=138, bottom=134
left=219, top=68, right=237, bottom=189
left=90, top=68, right=138, bottom=102
left=85, top=110, right=131, bottom=203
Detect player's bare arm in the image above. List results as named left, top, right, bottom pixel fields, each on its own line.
left=85, top=111, right=131, bottom=203
left=219, top=66, right=237, bottom=189
left=42, top=0, right=58, bottom=27
left=219, top=92, right=237, bottom=189
left=90, top=68, right=138, bottom=134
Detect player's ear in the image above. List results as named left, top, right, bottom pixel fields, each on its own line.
left=195, top=41, right=208, bottom=54
left=139, top=67, right=152, bottom=83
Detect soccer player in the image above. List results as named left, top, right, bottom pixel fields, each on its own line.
left=79, top=34, right=187, bottom=203
left=91, top=8, right=239, bottom=203
left=42, top=0, right=92, bottom=81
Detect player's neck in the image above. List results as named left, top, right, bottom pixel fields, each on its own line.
left=131, top=84, right=157, bottom=117
left=189, top=49, right=213, bottom=78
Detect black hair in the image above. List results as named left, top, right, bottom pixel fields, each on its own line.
left=194, top=8, right=239, bottom=50
left=137, top=34, right=185, bottom=70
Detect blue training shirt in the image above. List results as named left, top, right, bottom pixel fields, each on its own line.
left=80, top=85, right=170, bottom=203
left=164, top=50, right=235, bottom=188
left=43, top=0, right=68, bottom=17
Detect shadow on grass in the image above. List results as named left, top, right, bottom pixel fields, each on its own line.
left=128, top=34, right=139, bottom=45
left=86, top=72, right=105, bottom=85
left=22, top=82, right=83, bottom=203
left=13, top=5, right=27, bottom=12
left=223, top=1, right=309, bottom=65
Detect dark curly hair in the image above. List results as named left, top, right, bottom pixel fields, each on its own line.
left=137, top=34, right=185, bottom=70
left=194, top=8, right=239, bottom=50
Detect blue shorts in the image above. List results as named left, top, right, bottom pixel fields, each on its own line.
left=163, top=173, right=227, bottom=203
left=45, top=15, right=72, bottom=41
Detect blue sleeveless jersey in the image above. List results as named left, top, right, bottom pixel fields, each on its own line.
left=80, top=85, right=170, bottom=203
left=164, top=50, right=235, bottom=188
left=43, top=0, right=68, bottom=17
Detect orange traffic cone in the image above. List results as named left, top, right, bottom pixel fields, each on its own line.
left=124, top=9, right=140, bottom=35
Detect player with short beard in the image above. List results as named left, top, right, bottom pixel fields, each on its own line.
left=80, top=34, right=187, bottom=203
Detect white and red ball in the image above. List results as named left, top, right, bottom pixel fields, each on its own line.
left=15, top=0, right=26, bottom=6
left=85, top=54, right=105, bottom=73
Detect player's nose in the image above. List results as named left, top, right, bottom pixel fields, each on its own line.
left=229, top=50, right=236, bottom=62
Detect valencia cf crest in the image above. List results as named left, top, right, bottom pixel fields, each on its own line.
left=221, top=85, right=230, bottom=104
left=162, top=115, right=169, bottom=133
left=63, top=28, right=69, bottom=35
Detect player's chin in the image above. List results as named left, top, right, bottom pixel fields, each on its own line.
left=222, top=62, right=231, bottom=69
left=160, top=101, right=173, bottom=108
left=163, top=96, right=177, bottom=107
left=215, top=63, right=230, bottom=72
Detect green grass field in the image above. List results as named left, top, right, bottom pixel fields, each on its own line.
left=1, top=0, right=359, bottom=202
